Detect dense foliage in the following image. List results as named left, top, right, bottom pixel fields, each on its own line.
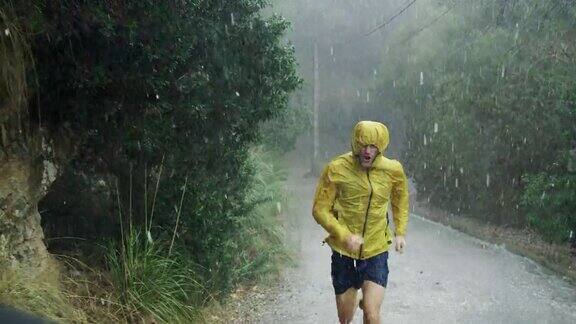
left=5, top=0, right=299, bottom=291
left=373, top=0, right=576, bottom=243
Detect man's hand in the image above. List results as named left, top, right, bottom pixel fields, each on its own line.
left=345, top=234, right=364, bottom=253
left=395, top=235, right=406, bottom=253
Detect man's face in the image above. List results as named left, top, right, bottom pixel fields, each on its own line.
left=359, top=145, right=378, bottom=169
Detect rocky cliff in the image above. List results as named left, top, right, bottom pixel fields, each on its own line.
left=0, top=124, right=58, bottom=274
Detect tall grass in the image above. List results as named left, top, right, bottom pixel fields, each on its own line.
left=106, top=229, right=204, bottom=323
left=0, top=5, right=38, bottom=136
left=106, top=167, right=204, bottom=323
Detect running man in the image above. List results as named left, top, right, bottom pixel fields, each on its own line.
left=312, top=121, right=409, bottom=324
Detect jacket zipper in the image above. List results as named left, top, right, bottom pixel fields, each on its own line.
left=385, top=213, right=392, bottom=244
left=359, top=169, right=373, bottom=259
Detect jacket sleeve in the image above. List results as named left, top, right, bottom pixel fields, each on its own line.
left=391, top=162, right=409, bottom=236
left=312, top=164, right=351, bottom=244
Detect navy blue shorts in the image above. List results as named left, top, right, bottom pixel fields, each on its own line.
left=331, top=250, right=389, bottom=295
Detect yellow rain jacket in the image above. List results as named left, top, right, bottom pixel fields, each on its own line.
left=312, top=121, right=409, bottom=260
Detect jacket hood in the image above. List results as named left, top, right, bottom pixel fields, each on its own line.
left=351, top=121, right=389, bottom=155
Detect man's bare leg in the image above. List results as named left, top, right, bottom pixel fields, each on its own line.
left=360, top=280, right=385, bottom=324
left=335, top=287, right=358, bottom=324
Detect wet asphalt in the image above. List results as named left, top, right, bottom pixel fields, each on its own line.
left=253, top=159, right=576, bottom=324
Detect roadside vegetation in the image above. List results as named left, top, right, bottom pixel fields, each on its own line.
left=0, top=0, right=306, bottom=322
left=372, top=0, right=576, bottom=248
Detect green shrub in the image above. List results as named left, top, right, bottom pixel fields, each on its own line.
left=521, top=173, right=576, bottom=243
left=8, top=0, right=299, bottom=251
left=371, top=0, right=576, bottom=233
left=190, top=146, right=293, bottom=293
left=259, top=98, right=311, bottom=154
left=105, top=228, right=203, bottom=323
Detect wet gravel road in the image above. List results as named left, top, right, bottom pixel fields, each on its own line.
left=243, top=161, right=576, bottom=324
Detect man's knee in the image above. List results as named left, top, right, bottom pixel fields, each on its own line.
left=362, top=308, right=380, bottom=322
left=336, top=288, right=358, bottom=324
left=362, top=301, right=381, bottom=322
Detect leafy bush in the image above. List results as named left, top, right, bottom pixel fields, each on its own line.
left=521, top=173, right=576, bottom=243
left=371, top=0, right=576, bottom=239
left=259, top=96, right=311, bottom=154
left=186, top=146, right=292, bottom=293
left=228, top=147, right=292, bottom=279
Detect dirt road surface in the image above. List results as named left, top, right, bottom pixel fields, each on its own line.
left=233, top=157, right=576, bottom=324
